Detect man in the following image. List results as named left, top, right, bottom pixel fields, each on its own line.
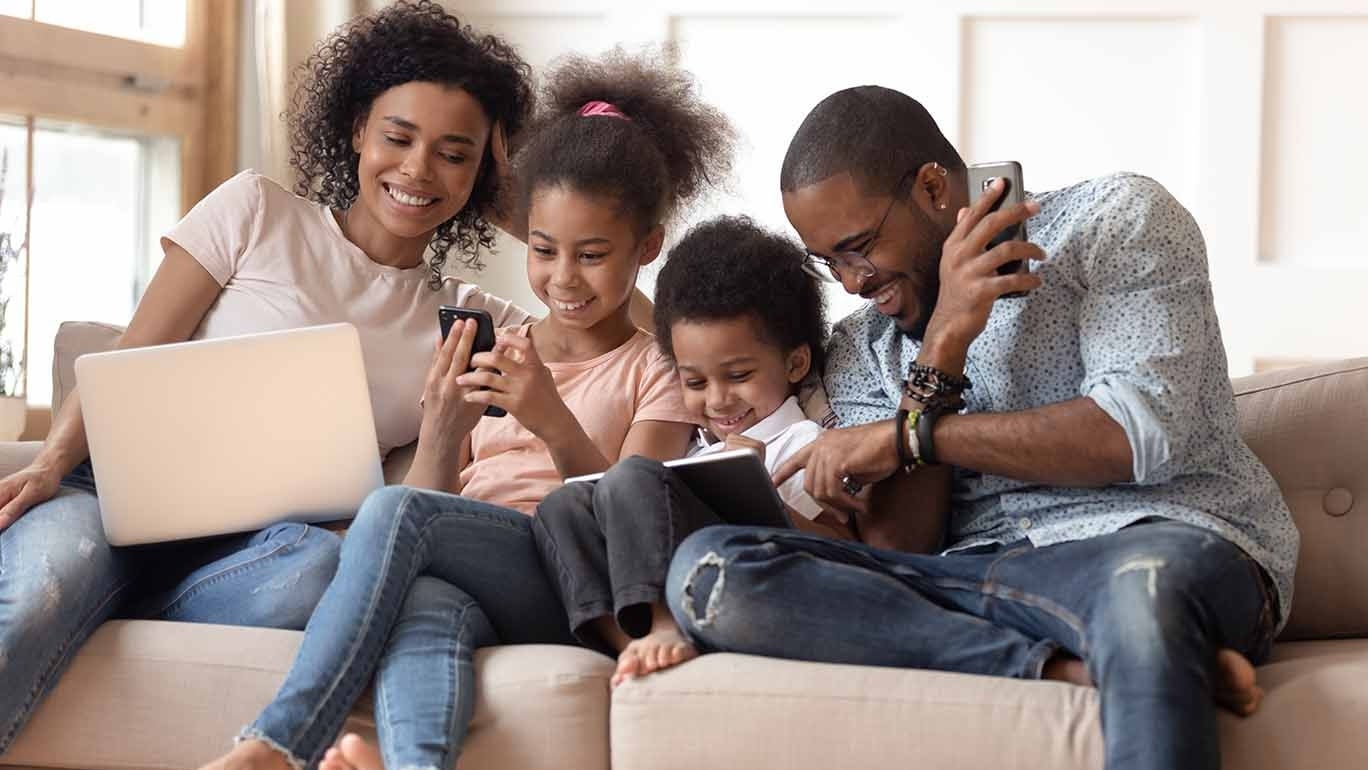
left=665, top=86, right=1298, bottom=770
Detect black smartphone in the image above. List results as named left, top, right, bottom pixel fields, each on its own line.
left=966, top=161, right=1031, bottom=298
left=438, top=305, right=506, bottom=418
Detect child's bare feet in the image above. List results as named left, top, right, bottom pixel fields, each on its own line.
left=196, top=740, right=295, bottom=770
left=319, top=734, right=385, bottom=770
left=611, top=603, right=698, bottom=688
left=1213, top=648, right=1263, bottom=717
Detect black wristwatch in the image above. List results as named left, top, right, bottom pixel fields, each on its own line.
left=915, top=404, right=944, bottom=466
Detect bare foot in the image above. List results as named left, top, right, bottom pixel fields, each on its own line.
left=319, top=746, right=357, bottom=770
left=196, top=740, right=295, bottom=770
left=1042, top=648, right=1262, bottom=717
left=323, top=734, right=386, bottom=770
left=611, top=603, right=698, bottom=688
left=1213, top=648, right=1263, bottom=717
left=1042, top=653, right=1093, bottom=687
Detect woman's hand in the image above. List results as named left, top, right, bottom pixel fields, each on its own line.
left=417, top=319, right=487, bottom=456
left=0, top=462, right=65, bottom=532
left=459, top=332, right=573, bottom=439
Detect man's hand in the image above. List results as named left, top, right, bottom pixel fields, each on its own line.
left=921, top=179, right=1045, bottom=370
left=773, top=420, right=902, bottom=520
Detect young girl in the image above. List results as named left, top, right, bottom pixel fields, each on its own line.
left=0, top=0, right=532, bottom=752
left=201, top=47, right=734, bottom=770
left=532, top=215, right=835, bottom=688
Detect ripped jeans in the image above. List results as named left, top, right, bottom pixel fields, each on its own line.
left=667, top=520, right=1276, bottom=770
left=0, top=463, right=342, bottom=752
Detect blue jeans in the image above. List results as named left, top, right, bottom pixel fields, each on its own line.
left=244, top=486, right=575, bottom=770
left=667, top=520, right=1276, bottom=770
left=0, top=467, right=342, bottom=752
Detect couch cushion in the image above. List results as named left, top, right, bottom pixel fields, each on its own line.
left=611, top=641, right=1368, bottom=770
left=0, top=621, right=614, bottom=770
left=1232, top=358, right=1368, bottom=639
left=51, top=321, right=124, bottom=413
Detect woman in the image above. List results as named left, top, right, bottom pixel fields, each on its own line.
left=0, top=0, right=533, bottom=753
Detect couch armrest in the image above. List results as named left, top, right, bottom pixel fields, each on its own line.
left=0, top=441, right=43, bottom=478
left=1233, top=357, right=1368, bottom=640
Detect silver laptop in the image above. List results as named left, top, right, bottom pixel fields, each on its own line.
left=76, top=323, right=384, bottom=546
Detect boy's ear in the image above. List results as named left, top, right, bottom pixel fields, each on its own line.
left=786, top=344, right=812, bottom=384
left=637, top=225, right=665, bottom=267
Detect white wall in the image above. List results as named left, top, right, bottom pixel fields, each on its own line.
left=313, top=0, right=1368, bottom=374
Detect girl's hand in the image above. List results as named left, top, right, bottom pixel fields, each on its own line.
left=460, top=332, right=573, bottom=439
left=417, top=319, right=486, bottom=456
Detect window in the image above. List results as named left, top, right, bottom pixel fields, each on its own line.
left=0, top=1, right=236, bottom=410
left=2, top=1, right=185, bottom=45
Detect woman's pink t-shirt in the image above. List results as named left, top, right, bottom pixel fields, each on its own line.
left=164, top=170, right=532, bottom=455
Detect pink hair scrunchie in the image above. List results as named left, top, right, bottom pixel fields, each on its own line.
left=578, top=100, right=630, bottom=121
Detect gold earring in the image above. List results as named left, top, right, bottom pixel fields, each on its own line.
left=937, top=202, right=947, bottom=210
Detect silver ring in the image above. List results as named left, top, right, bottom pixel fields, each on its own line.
left=840, top=474, right=863, bottom=496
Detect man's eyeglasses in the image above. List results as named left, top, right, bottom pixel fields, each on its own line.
left=801, top=171, right=914, bottom=285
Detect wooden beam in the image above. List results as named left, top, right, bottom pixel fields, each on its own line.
left=0, top=68, right=196, bottom=138
left=184, top=0, right=241, bottom=211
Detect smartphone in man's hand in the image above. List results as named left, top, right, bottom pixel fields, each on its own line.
left=437, top=305, right=506, bottom=417
left=966, top=161, right=1031, bottom=298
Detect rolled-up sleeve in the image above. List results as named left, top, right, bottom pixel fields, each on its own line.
left=1076, top=176, right=1217, bottom=486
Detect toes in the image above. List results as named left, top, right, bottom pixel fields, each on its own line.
left=337, top=733, right=384, bottom=770
left=617, top=647, right=643, bottom=677
left=614, top=647, right=643, bottom=687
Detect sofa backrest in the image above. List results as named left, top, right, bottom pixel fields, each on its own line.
left=1232, top=358, right=1368, bottom=640
left=50, top=323, right=1368, bottom=641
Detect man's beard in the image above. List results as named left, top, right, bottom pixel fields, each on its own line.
left=901, top=267, right=940, bottom=340
left=895, top=209, right=947, bottom=340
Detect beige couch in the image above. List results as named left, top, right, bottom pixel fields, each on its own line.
left=1, top=323, right=1365, bottom=770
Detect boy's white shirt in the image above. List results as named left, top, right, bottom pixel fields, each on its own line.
left=689, top=396, right=824, bottom=520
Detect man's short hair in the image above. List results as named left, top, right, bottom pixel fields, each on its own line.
left=779, top=86, right=965, bottom=196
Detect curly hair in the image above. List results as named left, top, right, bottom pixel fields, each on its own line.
left=287, top=0, right=533, bottom=288
left=515, top=46, right=735, bottom=232
left=654, top=216, right=827, bottom=375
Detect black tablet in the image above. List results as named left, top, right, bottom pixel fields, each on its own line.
left=564, top=448, right=792, bottom=529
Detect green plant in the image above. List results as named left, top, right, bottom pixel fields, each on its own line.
left=0, top=146, right=23, bottom=397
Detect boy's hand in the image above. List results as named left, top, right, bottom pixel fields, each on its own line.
left=723, top=433, right=766, bottom=462
left=460, top=333, right=573, bottom=438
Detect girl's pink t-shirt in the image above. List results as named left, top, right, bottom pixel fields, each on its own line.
left=458, top=328, right=693, bottom=513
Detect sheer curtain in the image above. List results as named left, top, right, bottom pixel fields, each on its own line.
left=239, top=0, right=366, bottom=188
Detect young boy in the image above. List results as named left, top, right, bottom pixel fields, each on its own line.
left=533, top=215, right=832, bottom=686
